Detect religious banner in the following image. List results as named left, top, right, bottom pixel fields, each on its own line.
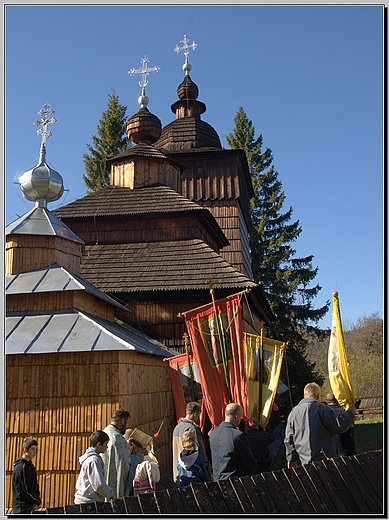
left=182, top=292, right=247, bottom=428
left=245, top=332, right=285, bottom=429
left=168, top=352, right=204, bottom=427
left=328, top=291, right=355, bottom=408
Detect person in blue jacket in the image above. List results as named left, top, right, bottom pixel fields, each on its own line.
left=209, top=403, right=257, bottom=481
left=177, top=430, right=210, bottom=487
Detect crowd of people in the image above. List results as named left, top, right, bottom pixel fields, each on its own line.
left=11, top=382, right=357, bottom=513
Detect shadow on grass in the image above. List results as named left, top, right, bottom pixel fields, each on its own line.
left=354, top=421, right=383, bottom=453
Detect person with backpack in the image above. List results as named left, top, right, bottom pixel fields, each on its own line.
left=177, top=430, right=210, bottom=487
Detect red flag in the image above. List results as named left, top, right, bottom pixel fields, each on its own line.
left=168, top=352, right=204, bottom=426
left=183, top=293, right=247, bottom=427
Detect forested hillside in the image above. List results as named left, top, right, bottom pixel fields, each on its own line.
left=306, top=312, right=383, bottom=398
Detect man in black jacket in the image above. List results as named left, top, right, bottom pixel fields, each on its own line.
left=209, top=403, right=257, bottom=480
left=12, top=438, right=41, bottom=513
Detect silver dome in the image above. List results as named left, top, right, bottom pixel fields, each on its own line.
left=18, top=143, right=64, bottom=205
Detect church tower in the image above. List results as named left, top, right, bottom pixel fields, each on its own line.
left=155, top=35, right=254, bottom=280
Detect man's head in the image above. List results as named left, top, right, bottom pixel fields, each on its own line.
left=111, top=409, right=131, bottom=434
left=325, top=392, right=338, bottom=405
left=249, top=417, right=260, bottom=429
left=90, top=430, right=110, bottom=453
left=225, top=403, right=243, bottom=427
left=304, top=382, right=321, bottom=401
left=22, top=438, right=38, bottom=461
left=185, top=402, right=201, bottom=424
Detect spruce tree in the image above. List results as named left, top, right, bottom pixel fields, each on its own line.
left=226, top=107, right=330, bottom=405
left=83, top=89, right=128, bottom=192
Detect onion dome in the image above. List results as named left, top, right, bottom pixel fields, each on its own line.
left=126, top=106, right=162, bottom=145
left=19, top=142, right=64, bottom=206
left=127, top=56, right=162, bottom=144
left=18, top=103, right=64, bottom=207
left=177, top=73, right=199, bottom=101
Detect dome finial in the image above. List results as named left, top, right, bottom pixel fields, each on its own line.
left=33, top=102, right=57, bottom=145
left=128, top=55, right=160, bottom=108
left=174, top=34, right=197, bottom=75
left=18, top=102, right=64, bottom=206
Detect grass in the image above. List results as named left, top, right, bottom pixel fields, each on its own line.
left=272, top=416, right=383, bottom=471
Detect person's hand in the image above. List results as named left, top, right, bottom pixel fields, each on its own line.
left=32, top=504, right=40, bottom=511
left=346, top=405, right=356, bottom=414
left=287, top=461, right=297, bottom=468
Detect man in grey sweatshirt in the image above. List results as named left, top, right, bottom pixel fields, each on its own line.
left=284, top=382, right=356, bottom=467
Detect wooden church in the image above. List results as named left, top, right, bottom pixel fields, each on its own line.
left=5, top=38, right=275, bottom=510
left=54, top=44, right=274, bottom=351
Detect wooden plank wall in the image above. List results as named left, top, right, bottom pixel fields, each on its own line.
left=6, top=350, right=175, bottom=510
left=7, top=291, right=114, bottom=322
left=6, top=235, right=83, bottom=276
left=63, top=215, right=222, bottom=254
left=201, top=201, right=253, bottom=280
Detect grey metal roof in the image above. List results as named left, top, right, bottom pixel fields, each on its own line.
left=6, top=263, right=125, bottom=310
left=6, top=206, right=84, bottom=244
left=6, top=309, right=175, bottom=357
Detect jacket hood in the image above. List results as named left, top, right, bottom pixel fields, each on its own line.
left=13, top=457, right=26, bottom=467
left=79, top=447, right=99, bottom=465
left=178, top=450, right=198, bottom=470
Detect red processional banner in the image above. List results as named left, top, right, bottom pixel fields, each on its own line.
left=168, top=352, right=206, bottom=428
left=182, top=293, right=247, bottom=428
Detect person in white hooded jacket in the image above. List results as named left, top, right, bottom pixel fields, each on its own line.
left=74, top=431, right=117, bottom=504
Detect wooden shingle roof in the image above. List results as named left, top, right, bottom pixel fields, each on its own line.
left=54, top=184, right=220, bottom=219
left=80, top=239, right=257, bottom=293
left=155, top=117, right=222, bottom=151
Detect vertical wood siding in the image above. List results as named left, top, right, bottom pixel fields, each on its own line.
left=6, top=351, right=175, bottom=510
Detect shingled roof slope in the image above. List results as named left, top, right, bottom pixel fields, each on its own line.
left=107, top=143, right=180, bottom=165
left=80, top=239, right=257, bottom=293
left=54, top=185, right=216, bottom=219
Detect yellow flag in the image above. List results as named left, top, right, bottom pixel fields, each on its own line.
left=245, top=332, right=285, bottom=428
left=328, top=291, right=355, bottom=408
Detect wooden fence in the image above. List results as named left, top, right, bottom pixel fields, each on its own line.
left=30, top=450, right=383, bottom=515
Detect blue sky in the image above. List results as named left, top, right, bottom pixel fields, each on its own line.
left=4, top=4, right=384, bottom=330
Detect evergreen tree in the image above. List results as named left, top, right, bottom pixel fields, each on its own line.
left=83, top=89, right=128, bottom=192
left=226, top=107, right=330, bottom=405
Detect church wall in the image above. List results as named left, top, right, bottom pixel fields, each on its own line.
left=6, top=291, right=115, bottom=322
left=6, top=235, right=83, bottom=276
left=61, top=215, right=222, bottom=253
left=5, top=350, right=174, bottom=510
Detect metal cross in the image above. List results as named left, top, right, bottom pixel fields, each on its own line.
left=33, top=102, right=57, bottom=144
left=128, top=56, right=160, bottom=89
left=174, top=34, right=197, bottom=64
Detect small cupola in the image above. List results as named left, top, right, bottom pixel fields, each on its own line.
left=6, top=103, right=84, bottom=276
left=155, top=36, right=221, bottom=151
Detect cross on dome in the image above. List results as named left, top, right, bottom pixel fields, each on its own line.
left=128, top=56, right=160, bottom=108
left=174, top=35, right=197, bottom=74
left=33, top=102, right=57, bottom=145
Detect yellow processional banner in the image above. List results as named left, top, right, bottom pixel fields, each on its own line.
left=328, top=291, right=355, bottom=408
left=244, top=332, right=285, bottom=429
